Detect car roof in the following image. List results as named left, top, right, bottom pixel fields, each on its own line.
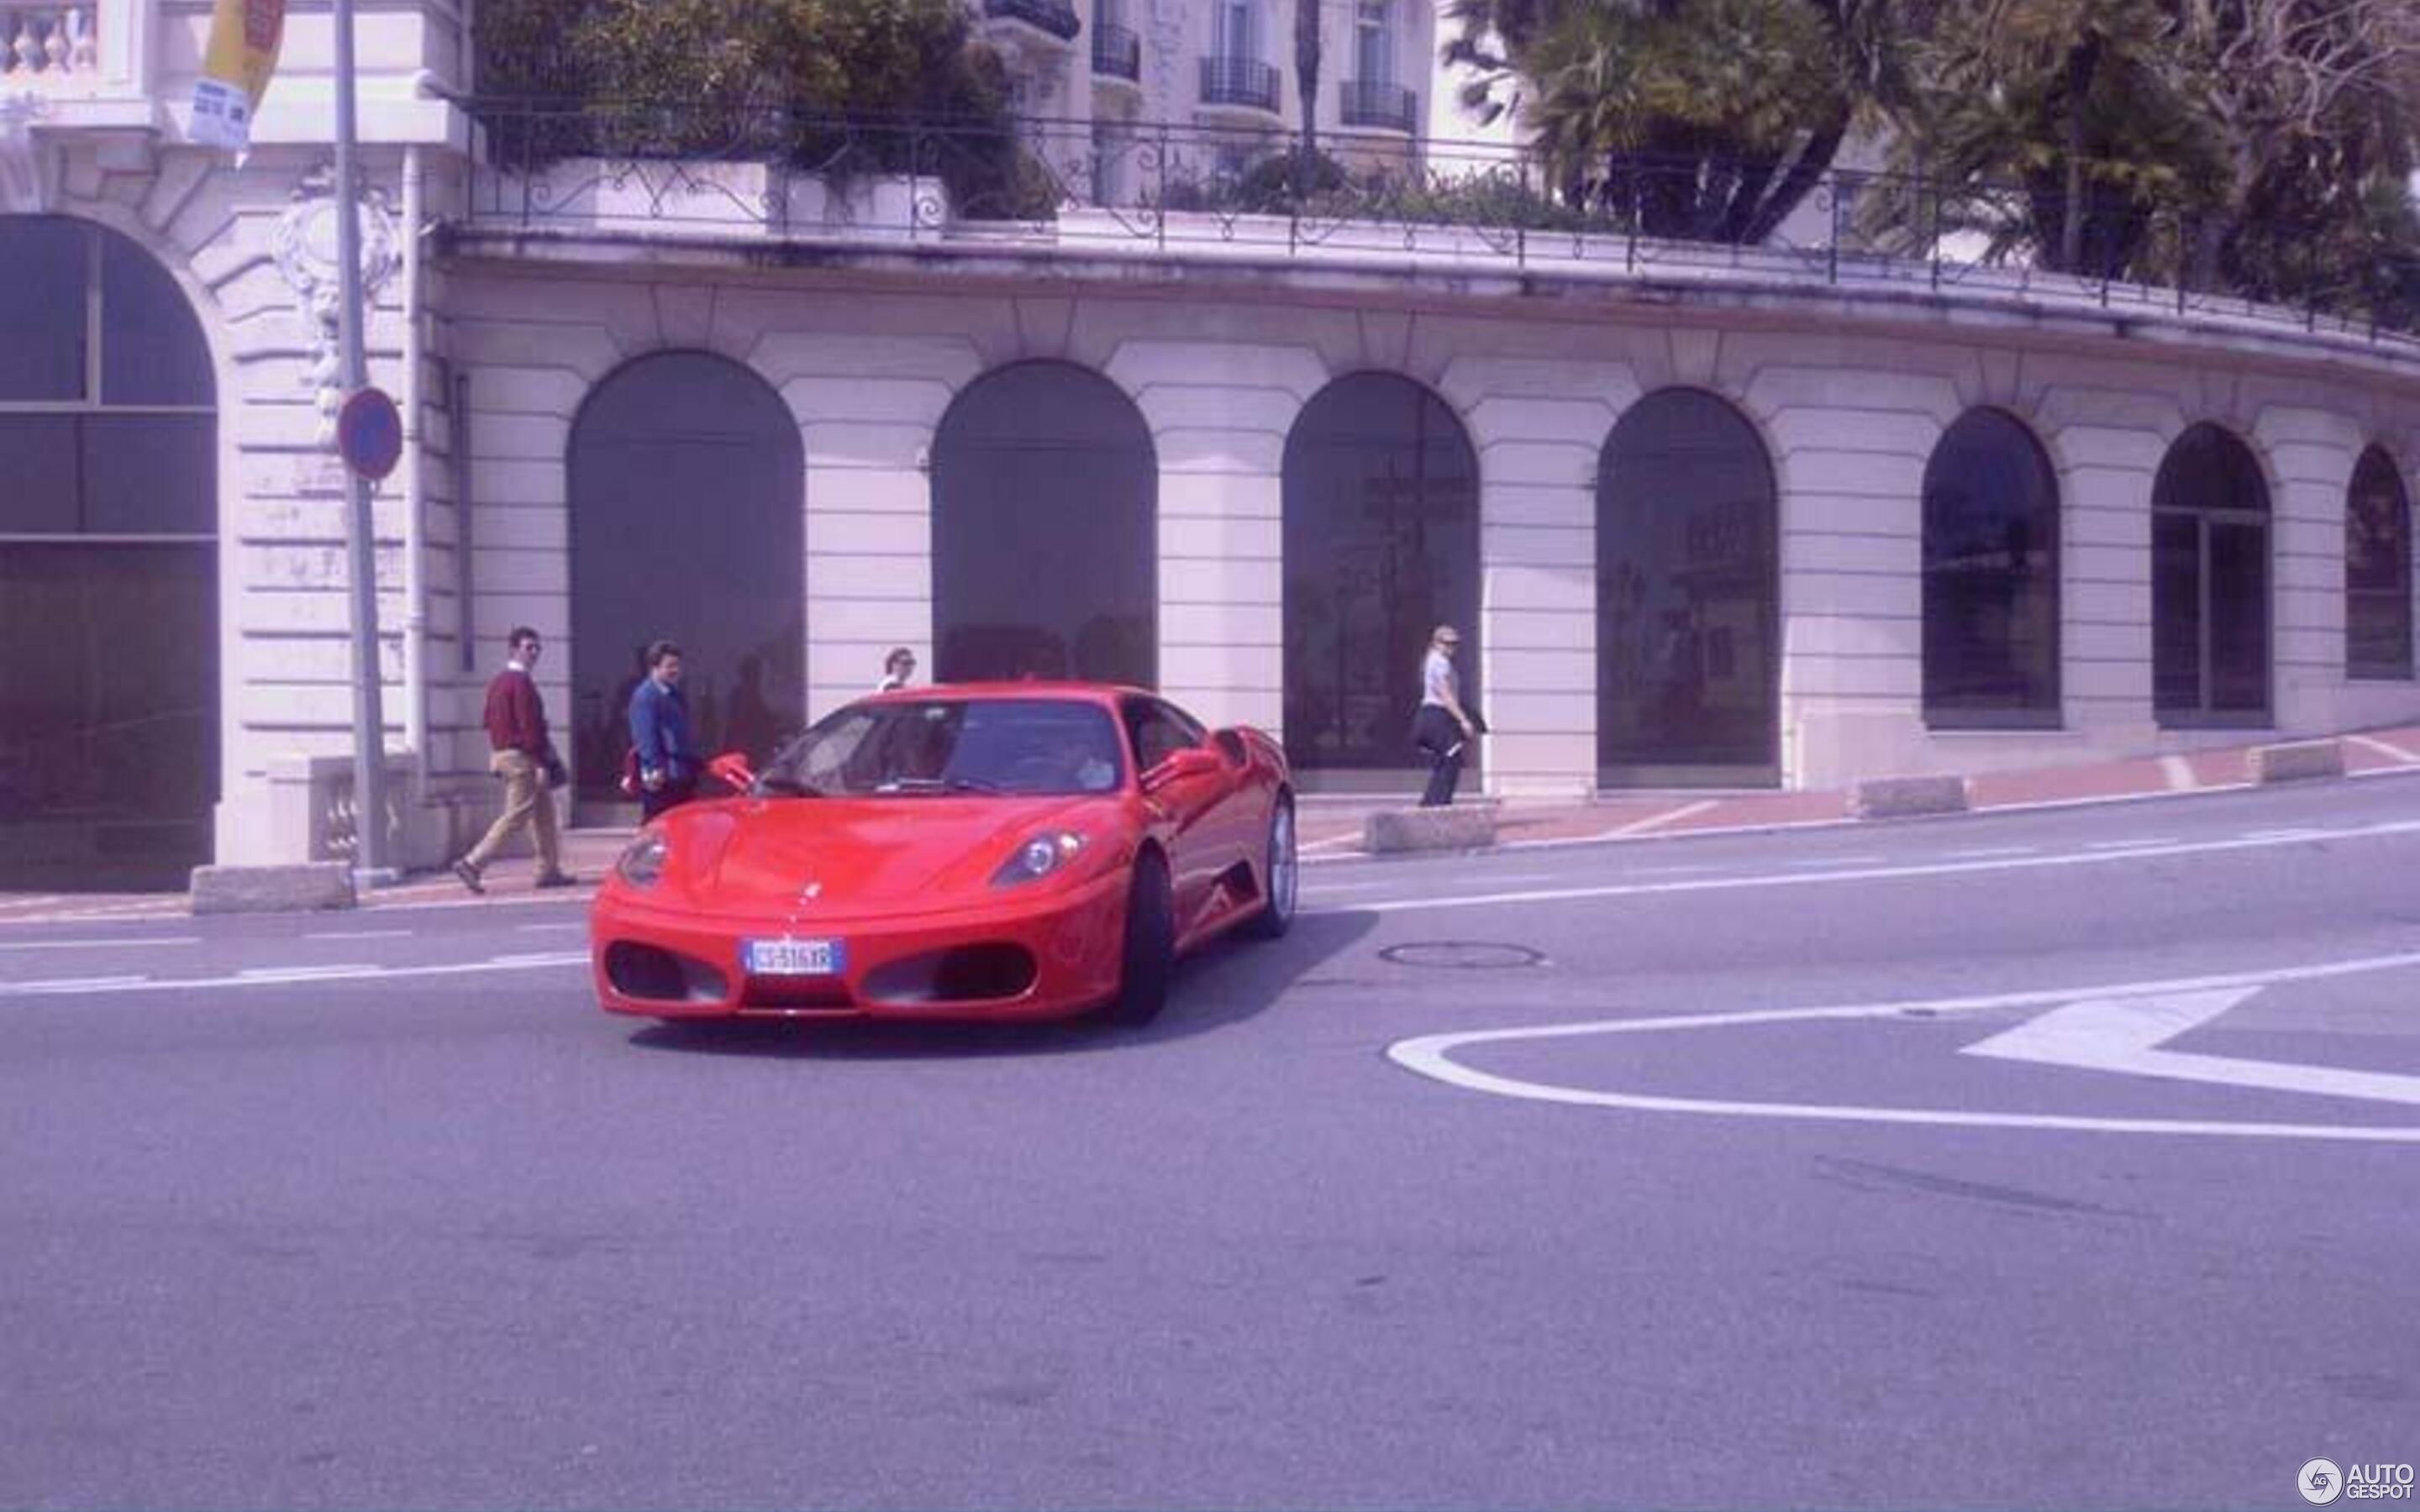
left=861, top=681, right=1155, bottom=706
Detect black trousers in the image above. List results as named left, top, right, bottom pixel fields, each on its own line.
left=1413, top=705, right=1465, bottom=808
left=639, top=776, right=698, bottom=822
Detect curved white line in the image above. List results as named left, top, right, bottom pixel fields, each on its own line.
left=1386, top=950, right=2420, bottom=1143
left=0, top=952, right=588, bottom=999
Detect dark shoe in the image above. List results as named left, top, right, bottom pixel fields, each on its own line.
left=451, top=859, right=485, bottom=895
left=533, top=871, right=580, bottom=890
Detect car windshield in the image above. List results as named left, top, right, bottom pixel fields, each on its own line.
left=760, top=698, right=1127, bottom=798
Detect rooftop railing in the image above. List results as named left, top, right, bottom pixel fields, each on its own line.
left=451, top=101, right=2420, bottom=354
left=2, top=3, right=96, bottom=87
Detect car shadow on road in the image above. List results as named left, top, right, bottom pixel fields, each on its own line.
left=621, top=909, right=1381, bottom=1062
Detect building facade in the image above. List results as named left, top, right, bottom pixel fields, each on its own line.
left=6, top=0, right=2420, bottom=888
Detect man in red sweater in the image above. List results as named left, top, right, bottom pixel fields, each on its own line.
left=453, top=627, right=575, bottom=893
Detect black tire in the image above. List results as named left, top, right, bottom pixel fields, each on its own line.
left=1105, top=851, right=1176, bottom=1026
left=1241, top=797, right=1297, bottom=941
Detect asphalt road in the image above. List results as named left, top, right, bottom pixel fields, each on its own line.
left=5, top=780, right=2418, bottom=1509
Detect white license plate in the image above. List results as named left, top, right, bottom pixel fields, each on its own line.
left=743, top=937, right=845, bottom=976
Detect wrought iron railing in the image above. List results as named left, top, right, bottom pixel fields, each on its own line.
left=1198, top=56, right=1279, bottom=113
left=1090, top=22, right=1140, bottom=81
left=981, top=0, right=1081, bottom=41
left=1339, top=80, right=1416, bottom=133
left=450, top=101, right=2420, bottom=352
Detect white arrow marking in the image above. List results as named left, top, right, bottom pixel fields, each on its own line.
left=1386, top=949, right=2420, bottom=1142
left=1962, top=986, right=2420, bottom=1105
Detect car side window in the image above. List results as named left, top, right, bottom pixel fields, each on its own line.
left=1123, top=698, right=1197, bottom=773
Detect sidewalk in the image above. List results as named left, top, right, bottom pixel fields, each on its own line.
left=8, top=723, right=2420, bottom=925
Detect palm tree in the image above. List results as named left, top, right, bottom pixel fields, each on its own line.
left=1444, top=0, right=1903, bottom=244
left=1293, top=0, right=1322, bottom=200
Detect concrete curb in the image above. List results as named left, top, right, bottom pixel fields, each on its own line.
left=1365, top=807, right=1498, bottom=854
left=2249, top=738, right=2346, bottom=784
left=190, top=863, right=357, bottom=916
left=1850, top=775, right=1971, bottom=820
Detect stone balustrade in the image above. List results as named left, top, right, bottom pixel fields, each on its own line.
left=2, top=4, right=96, bottom=86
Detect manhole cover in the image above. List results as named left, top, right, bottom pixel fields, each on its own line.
left=1379, top=941, right=1546, bottom=971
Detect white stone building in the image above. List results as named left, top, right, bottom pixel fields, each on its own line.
left=7, top=0, right=2420, bottom=890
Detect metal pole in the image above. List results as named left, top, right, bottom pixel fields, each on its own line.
left=333, top=0, right=391, bottom=879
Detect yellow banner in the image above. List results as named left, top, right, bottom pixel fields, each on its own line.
left=190, top=0, right=287, bottom=152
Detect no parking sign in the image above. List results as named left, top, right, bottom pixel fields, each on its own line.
left=336, top=386, right=403, bottom=484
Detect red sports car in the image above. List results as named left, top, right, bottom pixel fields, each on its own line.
left=589, top=683, right=1297, bottom=1025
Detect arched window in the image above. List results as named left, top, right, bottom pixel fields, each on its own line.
left=2152, top=423, right=2270, bottom=722
left=931, top=361, right=1157, bottom=687
left=1923, top=409, right=2061, bottom=725
left=0, top=216, right=218, bottom=889
left=2345, top=446, right=2412, bottom=680
left=1597, top=389, right=1779, bottom=785
left=1282, top=372, right=1480, bottom=780
left=569, top=352, right=804, bottom=807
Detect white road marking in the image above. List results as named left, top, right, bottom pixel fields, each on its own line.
left=1386, top=949, right=2420, bottom=1142
left=514, top=921, right=588, bottom=933
left=0, top=951, right=588, bottom=1000
left=1945, top=847, right=2036, bottom=859
left=2241, top=828, right=2338, bottom=842
left=305, top=929, right=414, bottom=941
left=237, top=963, right=377, bottom=982
left=0, top=936, right=199, bottom=953
left=2349, top=732, right=2420, bottom=764
left=8, top=975, right=155, bottom=994
left=1597, top=800, right=1719, bottom=839
left=1963, top=986, right=2420, bottom=1106
left=1783, top=855, right=1884, bottom=868
left=2161, top=755, right=2197, bottom=790
left=487, top=952, right=587, bottom=967
left=2085, top=837, right=2177, bottom=850
left=1333, top=817, right=2420, bottom=917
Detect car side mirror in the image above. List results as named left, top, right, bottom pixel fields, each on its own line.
left=1144, top=746, right=1222, bottom=790
left=708, top=752, right=757, bottom=792
left=1212, top=728, right=1249, bottom=766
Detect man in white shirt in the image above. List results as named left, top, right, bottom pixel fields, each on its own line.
left=876, top=646, right=917, bottom=693
left=1413, top=623, right=1476, bottom=807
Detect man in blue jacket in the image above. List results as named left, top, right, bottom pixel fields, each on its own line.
left=629, top=640, right=700, bottom=821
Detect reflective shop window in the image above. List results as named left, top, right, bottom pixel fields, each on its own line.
left=2153, top=423, right=2271, bottom=723
left=930, top=362, right=1158, bottom=689
left=0, top=218, right=218, bottom=890
left=1597, top=389, right=1779, bottom=780
left=568, top=351, right=806, bottom=802
left=1281, top=373, right=1480, bottom=776
left=2345, top=447, right=2413, bottom=680
left=1922, top=409, right=2062, bottom=726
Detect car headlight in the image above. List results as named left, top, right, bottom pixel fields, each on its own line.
left=992, top=830, right=1084, bottom=888
left=617, top=831, right=669, bottom=887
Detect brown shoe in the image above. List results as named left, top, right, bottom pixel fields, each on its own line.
left=533, top=871, right=580, bottom=890
left=451, top=859, right=485, bottom=895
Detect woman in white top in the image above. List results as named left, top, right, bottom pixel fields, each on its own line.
left=1412, top=623, right=1476, bottom=806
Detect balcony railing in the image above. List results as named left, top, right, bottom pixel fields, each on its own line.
left=3, top=3, right=95, bottom=86
left=1339, top=79, right=1416, bottom=134
left=1198, top=55, right=1278, bottom=113
left=450, top=102, right=2420, bottom=354
left=1090, top=22, right=1139, bottom=81
left=981, top=0, right=1081, bottom=43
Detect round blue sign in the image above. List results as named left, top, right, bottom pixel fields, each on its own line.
left=337, top=386, right=404, bottom=482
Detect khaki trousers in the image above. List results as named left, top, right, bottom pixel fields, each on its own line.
left=464, top=748, right=562, bottom=874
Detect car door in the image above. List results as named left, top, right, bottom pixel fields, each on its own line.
left=1123, top=696, right=1235, bottom=931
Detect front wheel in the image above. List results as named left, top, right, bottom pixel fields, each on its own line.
left=1242, top=799, right=1296, bottom=940
left=1104, top=851, right=1176, bottom=1026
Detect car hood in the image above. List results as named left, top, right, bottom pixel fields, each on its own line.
left=653, top=794, right=1119, bottom=914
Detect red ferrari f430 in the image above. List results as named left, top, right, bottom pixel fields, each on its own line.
left=590, top=684, right=1297, bottom=1025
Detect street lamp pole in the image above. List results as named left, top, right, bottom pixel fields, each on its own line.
left=331, top=0, right=390, bottom=878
